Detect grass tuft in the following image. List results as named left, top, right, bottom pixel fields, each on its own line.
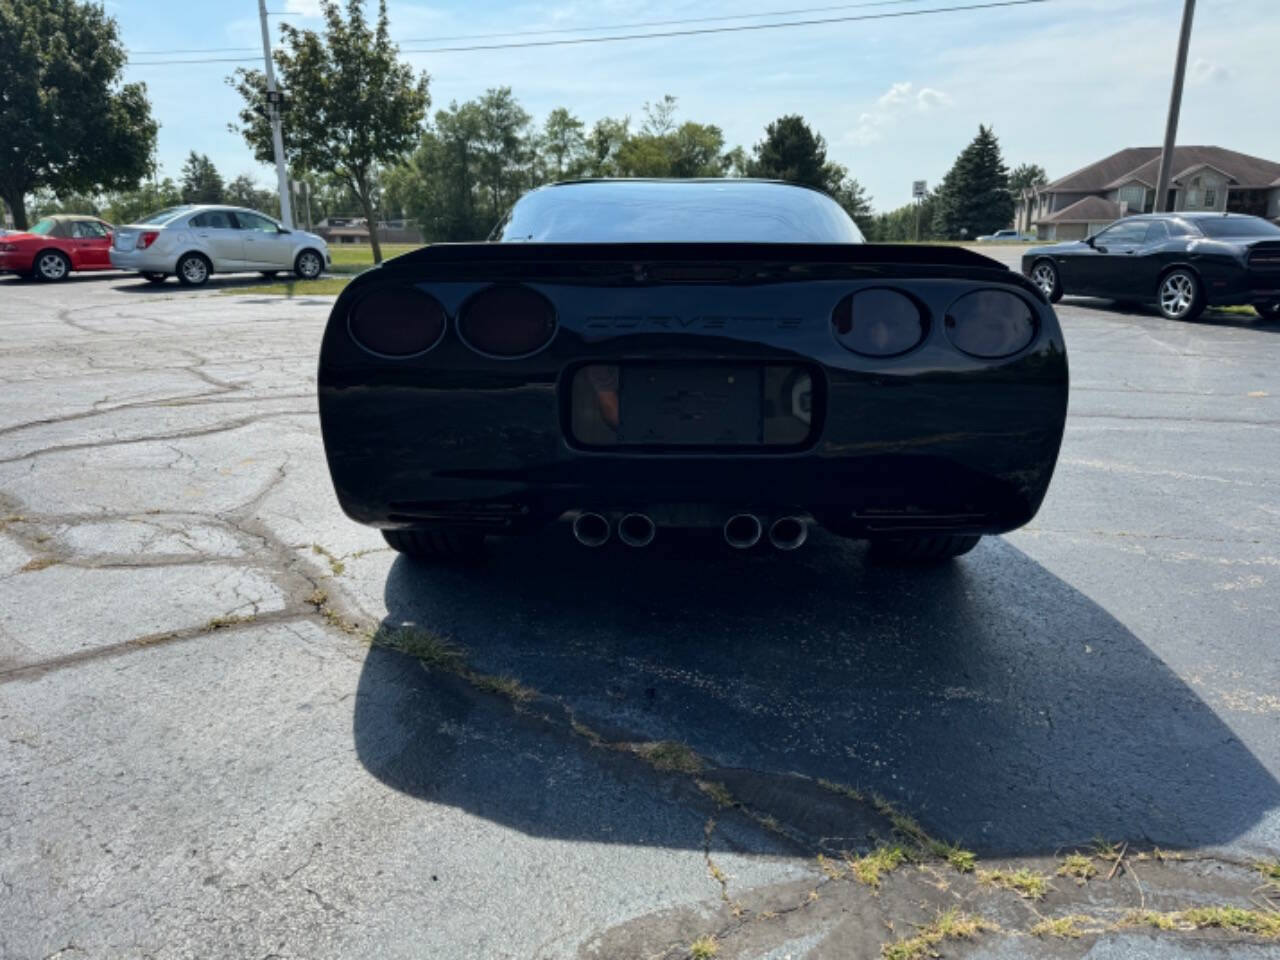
left=470, top=672, right=536, bottom=704
left=636, top=740, right=704, bottom=774
left=1031, top=914, right=1094, bottom=939
left=817, top=778, right=865, bottom=802
left=881, top=908, right=998, bottom=960
left=977, top=867, right=1050, bottom=900
left=689, top=934, right=719, bottom=958
left=376, top=625, right=466, bottom=671
left=1057, top=851, right=1098, bottom=885
left=1121, top=907, right=1280, bottom=938
left=847, top=845, right=908, bottom=889
left=696, top=780, right=735, bottom=808
left=207, top=613, right=255, bottom=630
left=19, top=555, right=58, bottom=572
left=1256, top=859, right=1280, bottom=891
left=310, top=543, right=345, bottom=575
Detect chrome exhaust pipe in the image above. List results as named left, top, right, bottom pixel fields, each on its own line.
left=723, top=513, right=763, bottom=549
left=572, top=512, right=611, bottom=547
left=617, top=513, right=656, bottom=548
left=768, top=516, right=808, bottom=551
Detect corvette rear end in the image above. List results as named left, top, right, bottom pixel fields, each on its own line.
left=319, top=187, right=1068, bottom=564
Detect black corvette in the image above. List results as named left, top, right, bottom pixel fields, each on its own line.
left=319, top=179, right=1068, bottom=564
left=1022, top=212, right=1280, bottom=322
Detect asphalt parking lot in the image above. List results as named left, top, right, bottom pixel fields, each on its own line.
left=2, top=260, right=1279, bottom=959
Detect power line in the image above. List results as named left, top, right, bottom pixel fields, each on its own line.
left=123, top=0, right=937, bottom=56
left=125, top=0, right=1047, bottom=66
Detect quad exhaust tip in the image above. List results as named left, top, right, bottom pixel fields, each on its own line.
left=769, top=516, right=808, bottom=551
left=572, top=512, right=611, bottom=547
left=724, top=513, right=764, bottom=549
left=617, top=513, right=656, bottom=548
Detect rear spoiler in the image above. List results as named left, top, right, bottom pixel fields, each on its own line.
left=380, top=241, right=1007, bottom=271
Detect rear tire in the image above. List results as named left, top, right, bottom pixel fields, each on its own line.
left=176, top=253, right=211, bottom=287
left=35, top=250, right=71, bottom=282
left=382, top=528, right=485, bottom=561
left=1157, top=268, right=1205, bottom=321
left=868, top=534, right=981, bottom=564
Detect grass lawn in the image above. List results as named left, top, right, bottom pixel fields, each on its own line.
left=224, top=277, right=351, bottom=297
left=327, top=242, right=424, bottom=274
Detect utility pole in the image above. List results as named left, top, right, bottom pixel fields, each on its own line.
left=257, top=0, right=294, bottom=228
left=1153, top=0, right=1196, bottom=213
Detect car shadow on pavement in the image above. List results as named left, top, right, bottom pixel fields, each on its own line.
left=109, top=274, right=300, bottom=293
left=354, top=528, right=1279, bottom=855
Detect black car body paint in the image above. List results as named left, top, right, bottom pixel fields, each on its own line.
left=319, top=181, right=1069, bottom=541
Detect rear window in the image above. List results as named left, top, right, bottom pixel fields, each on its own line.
left=29, top=218, right=57, bottom=235
left=137, top=206, right=190, bottom=226
left=1195, top=217, right=1280, bottom=239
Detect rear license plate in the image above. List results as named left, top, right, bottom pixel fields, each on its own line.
left=619, top=365, right=762, bottom=445
left=568, top=363, right=815, bottom=449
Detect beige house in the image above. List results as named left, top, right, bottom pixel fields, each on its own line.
left=1016, top=146, right=1280, bottom=241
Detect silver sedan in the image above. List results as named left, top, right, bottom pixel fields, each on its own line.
left=109, top=204, right=331, bottom=286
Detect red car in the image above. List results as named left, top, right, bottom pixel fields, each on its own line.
left=0, top=215, right=116, bottom=281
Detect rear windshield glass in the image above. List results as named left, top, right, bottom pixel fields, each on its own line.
left=136, top=206, right=191, bottom=226
left=1195, top=217, right=1280, bottom=239
left=493, top=181, right=865, bottom=243
left=29, top=218, right=56, bottom=235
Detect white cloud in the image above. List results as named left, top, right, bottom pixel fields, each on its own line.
left=848, top=81, right=953, bottom=146
left=283, top=0, right=323, bottom=14
left=1189, top=58, right=1228, bottom=86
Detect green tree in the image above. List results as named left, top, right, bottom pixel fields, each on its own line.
left=541, top=107, right=587, bottom=180
left=584, top=116, right=630, bottom=177
left=224, top=174, right=278, bottom=216
left=0, top=0, right=158, bottom=229
left=932, top=125, right=1014, bottom=239
left=475, top=87, right=533, bottom=218
left=179, top=152, right=225, bottom=204
left=1009, top=162, right=1048, bottom=195
left=101, top=178, right=183, bottom=225
left=867, top=194, right=939, bottom=242
left=228, top=0, right=429, bottom=262
left=748, top=115, right=873, bottom=233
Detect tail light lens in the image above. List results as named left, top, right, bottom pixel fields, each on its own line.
left=459, top=285, right=556, bottom=357
left=831, top=288, right=926, bottom=356
left=944, top=290, right=1036, bottom=358
left=347, top=287, right=447, bottom=357
left=137, top=231, right=159, bottom=250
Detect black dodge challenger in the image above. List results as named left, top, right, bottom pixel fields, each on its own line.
left=319, top=179, right=1068, bottom=563
left=1022, top=212, right=1280, bottom=322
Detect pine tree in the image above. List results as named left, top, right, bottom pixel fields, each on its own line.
left=932, top=125, right=1014, bottom=239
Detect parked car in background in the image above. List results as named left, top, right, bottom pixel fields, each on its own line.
left=0, top=215, right=115, bottom=280
left=977, top=229, right=1033, bottom=243
left=1023, top=212, right=1280, bottom=321
left=109, top=204, right=330, bottom=286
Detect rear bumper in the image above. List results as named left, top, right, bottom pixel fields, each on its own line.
left=109, top=248, right=172, bottom=272
left=319, top=246, right=1069, bottom=539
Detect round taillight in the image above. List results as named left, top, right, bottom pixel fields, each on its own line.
left=348, top=288, right=446, bottom=357
left=831, top=288, right=926, bottom=356
left=458, top=285, right=556, bottom=358
left=944, top=290, right=1036, bottom=358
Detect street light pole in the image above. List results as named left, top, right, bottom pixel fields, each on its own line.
left=257, top=0, right=294, bottom=228
left=1153, top=0, right=1196, bottom=213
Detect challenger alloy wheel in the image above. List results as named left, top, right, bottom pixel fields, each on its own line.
left=1030, top=260, right=1062, bottom=302
left=36, top=251, right=70, bottom=282
left=295, top=250, right=323, bottom=280
left=1158, top=269, right=1204, bottom=321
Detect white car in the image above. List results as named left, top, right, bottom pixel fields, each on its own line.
left=109, top=204, right=330, bottom=286
left=976, top=229, right=1033, bottom=243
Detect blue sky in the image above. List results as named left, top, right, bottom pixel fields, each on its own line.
left=114, top=0, right=1280, bottom=213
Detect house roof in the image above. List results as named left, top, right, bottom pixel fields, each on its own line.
left=1047, top=146, right=1280, bottom=193
left=1044, top=196, right=1123, bottom=223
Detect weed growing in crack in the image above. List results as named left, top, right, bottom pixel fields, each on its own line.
left=977, top=867, right=1051, bottom=900
left=881, top=908, right=998, bottom=960
left=1030, top=914, right=1095, bottom=938
left=847, top=845, right=908, bottom=889
left=1120, top=907, right=1280, bottom=938
left=376, top=625, right=466, bottom=671
left=310, top=543, right=345, bottom=576
left=19, top=555, right=58, bottom=572
left=1091, top=837, right=1122, bottom=861
left=207, top=613, right=255, bottom=630
left=470, top=672, right=536, bottom=704
left=1057, top=851, right=1098, bottom=885
left=1256, top=859, right=1280, bottom=891
left=696, top=780, right=735, bottom=808
left=817, top=778, right=864, bottom=802
left=636, top=740, right=703, bottom=774
left=688, top=934, right=718, bottom=958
